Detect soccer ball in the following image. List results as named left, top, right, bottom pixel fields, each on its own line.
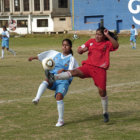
left=42, top=58, right=55, bottom=70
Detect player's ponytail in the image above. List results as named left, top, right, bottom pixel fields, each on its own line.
left=62, top=39, right=73, bottom=55
left=96, top=26, right=118, bottom=41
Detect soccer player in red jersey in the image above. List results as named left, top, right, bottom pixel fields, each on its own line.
left=46, top=27, right=119, bottom=123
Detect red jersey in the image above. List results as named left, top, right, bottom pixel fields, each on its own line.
left=81, top=38, right=118, bottom=69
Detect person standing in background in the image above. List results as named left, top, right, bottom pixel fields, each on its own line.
left=1, top=26, right=16, bottom=59
left=130, top=24, right=138, bottom=49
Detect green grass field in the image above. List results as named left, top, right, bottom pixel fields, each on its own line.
left=0, top=34, right=140, bottom=140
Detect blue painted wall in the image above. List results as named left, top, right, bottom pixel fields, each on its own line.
left=70, top=0, right=140, bottom=32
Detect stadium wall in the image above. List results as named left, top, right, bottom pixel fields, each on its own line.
left=70, top=0, right=140, bottom=32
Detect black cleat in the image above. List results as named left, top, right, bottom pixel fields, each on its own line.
left=45, top=70, right=55, bottom=84
left=103, top=113, right=109, bottom=123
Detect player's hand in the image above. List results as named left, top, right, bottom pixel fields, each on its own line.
left=77, top=46, right=84, bottom=54
left=57, top=69, right=65, bottom=74
left=28, top=57, right=33, bottom=61
left=104, top=29, right=109, bottom=36
left=77, top=45, right=88, bottom=54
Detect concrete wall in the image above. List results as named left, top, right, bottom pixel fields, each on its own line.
left=70, top=0, right=140, bottom=32
left=53, top=17, right=71, bottom=31
left=0, top=15, right=54, bottom=34
left=0, top=0, right=72, bottom=34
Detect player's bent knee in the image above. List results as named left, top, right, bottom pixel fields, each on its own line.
left=98, top=88, right=106, bottom=97
left=56, top=93, right=63, bottom=101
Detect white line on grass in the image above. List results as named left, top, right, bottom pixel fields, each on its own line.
left=0, top=81, right=140, bottom=104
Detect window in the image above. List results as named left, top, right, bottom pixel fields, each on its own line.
left=59, top=18, right=66, bottom=21
left=84, top=15, right=104, bottom=24
left=37, top=19, right=48, bottom=27
left=44, top=0, right=50, bottom=10
left=4, top=0, right=10, bottom=12
left=14, top=0, right=20, bottom=11
left=58, top=0, right=68, bottom=8
left=17, top=20, right=28, bottom=27
left=34, top=0, right=40, bottom=11
left=23, top=0, right=29, bottom=11
left=0, top=20, right=8, bottom=27
left=0, top=2, right=1, bottom=12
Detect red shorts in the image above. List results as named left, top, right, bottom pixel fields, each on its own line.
left=78, top=64, right=106, bottom=90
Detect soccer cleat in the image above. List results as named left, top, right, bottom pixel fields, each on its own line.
left=103, top=113, right=109, bottom=123
left=32, top=98, right=39, bottom=105
left=45, top=70, right=55, bottom=84
left=55, top=121, right=64, bottom=127
left=132, top=46, right=136, bottom=49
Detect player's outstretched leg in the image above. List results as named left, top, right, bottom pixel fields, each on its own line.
left=8, top=48, right=16, bottom=56
left=130, top=42, right=133, bottom=48
left=1, top=49, right=4, bottom=59
left=32, top=81, right=48, bottom=105
left=45, top=70, right=55, bottom=84
left=134, top=42, right=136, bottom=49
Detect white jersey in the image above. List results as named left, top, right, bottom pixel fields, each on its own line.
left=38, top=50, right=79, bottom=72
left=2, top=31, right=10, bottom=40
left=130, top=28, right=138, bottom=36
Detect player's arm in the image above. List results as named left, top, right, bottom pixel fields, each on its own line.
left=77, top=44, right=88, bottom=54
left=57, top=69, right=66, bottom=74
left=104, top=29, right=119, bottom=49
left=28, top=56, right=38, bottom=61
left=2, top=35, right=6, bottom=37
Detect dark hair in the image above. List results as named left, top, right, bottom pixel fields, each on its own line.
left=62, top=38, right=73, bottom=55
left=132, top=24, right=135, bottom=28
left=3, top=26, right=7, bottom=30
left=96, top=26, right=118, bottom=41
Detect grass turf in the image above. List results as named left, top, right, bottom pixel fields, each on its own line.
left=0, top=34, right=140, bottom=140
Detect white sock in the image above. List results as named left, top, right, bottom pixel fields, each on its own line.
left=55, top=71, right=72, bottom=80
left=1, top=49, right=4, bottom=58
left=57, top=100, right=64, bottom=122
left=130, top=42, right=133, bottom=47
left=134, top=43, right=136, bottom=48
left=35, top=81, right=48, bottom=100
left=9, top=48, right=16, bottom=55
left=101, top=96, right=108, bottom=114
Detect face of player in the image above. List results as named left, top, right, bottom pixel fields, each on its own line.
left=132, top=25, right=135, bottom=29
left=62, top=41, right=71, bottom=56
left=3, top=28, right=6, bottom=31
left=95, top=30, right=105, bottom=42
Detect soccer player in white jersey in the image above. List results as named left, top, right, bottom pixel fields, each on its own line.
left=130, top=24, right=138, bottom=49
left=1, top=26, right=16, bottom=59
left=28, top=39, right=79, bottom=127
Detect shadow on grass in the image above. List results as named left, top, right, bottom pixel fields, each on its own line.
left=65, top=110, right=139, bottom=126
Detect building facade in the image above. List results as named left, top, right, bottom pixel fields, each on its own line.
left=70, top=0, right=140, bottom=33
left=0, top=0, right=71, bottom=34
